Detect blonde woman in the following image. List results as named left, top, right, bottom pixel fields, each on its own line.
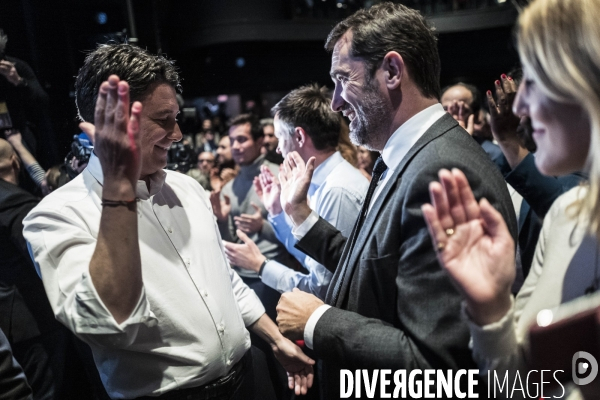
left=422, top=0, right=599, bottom=397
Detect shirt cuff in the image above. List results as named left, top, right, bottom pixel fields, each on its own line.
left=292, top=210, right=319, bottom=241
left=463, top=297, right=518, bottom=359
left=268, top=211, right=285, bottom=223
left=260, top=260, right=288, bottom=293
left=73, top=271, right=157, bottom=334
left=303, top=304, right=331, bottom=350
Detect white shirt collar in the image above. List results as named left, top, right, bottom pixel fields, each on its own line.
left=87, top=152, right=167, bottom=200
left=381, top=103, right=447, bottom=171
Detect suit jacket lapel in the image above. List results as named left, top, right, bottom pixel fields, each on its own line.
left=335, top=114, right=459, bottom=305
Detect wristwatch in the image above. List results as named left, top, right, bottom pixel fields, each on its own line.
left=258, top=258, right=270, bottom=278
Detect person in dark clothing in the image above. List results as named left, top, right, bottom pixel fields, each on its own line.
left=0, top=138, right=100, bottom=399
left=0, top=327, right=32, bottom=400
left=0, top=30, right=49, bottom=157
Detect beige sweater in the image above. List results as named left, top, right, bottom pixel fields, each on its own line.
left=468, top=186, right=594, bottom=399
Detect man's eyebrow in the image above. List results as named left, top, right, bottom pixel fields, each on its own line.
left=152, top=109, right=179, bottom=116
left=330, top=68, right=349, bottom=79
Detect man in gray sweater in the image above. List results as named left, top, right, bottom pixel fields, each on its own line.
left=210, top=114, right=292, bottom=320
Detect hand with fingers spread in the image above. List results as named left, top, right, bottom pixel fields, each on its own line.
left=487, top=74, right=521, bottom=142
left=255, top=166, right=283, bottom=216
left=279, top=152, right=315, bottom=227
left=233, top=203, right=263, bottom=235
left=421, top=168, right=515, bottom=326
left=448, top=99, right=475, bottom=135
left=486, top=74, right=529, bottom=168
left=223, top=229, right=265, bottom=272
left=93, top=75, right=143, bottom=199
left=209, top=189, right=231, bottom=222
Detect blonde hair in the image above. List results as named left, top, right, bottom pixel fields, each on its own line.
left=517, top=0, right=600, bottom=236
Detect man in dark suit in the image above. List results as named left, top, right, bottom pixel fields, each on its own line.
left=275, top=3, right=518, bottom=398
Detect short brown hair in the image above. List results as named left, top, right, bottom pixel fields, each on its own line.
left=325, top=2, right=440, bottom=100
left=228, top=114, right=263, bottom=141
left=272, top=84, right=340, bottom=151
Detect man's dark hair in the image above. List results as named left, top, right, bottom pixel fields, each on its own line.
left=325, top=2, right=440, bottom=100
left=228, top=114, right=263, bottom=141
left=272, top=84, right=340, bottom=151
left=75, top=43, right=182, bottom=123
left=441, top=82, right=482, bottom=116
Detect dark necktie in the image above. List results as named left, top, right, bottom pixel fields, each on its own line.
left=329, top=156, right=388, bottom=305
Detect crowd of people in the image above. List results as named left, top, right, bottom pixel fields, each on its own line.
left=1, top=0, right=599, bottom=399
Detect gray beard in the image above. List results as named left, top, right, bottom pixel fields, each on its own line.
left=348, top=85, right=390, bottom=150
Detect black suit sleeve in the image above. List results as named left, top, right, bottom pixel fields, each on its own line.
left=505, top=153, right=584, bottom=219
left=295, top=218, right=348, bottom=274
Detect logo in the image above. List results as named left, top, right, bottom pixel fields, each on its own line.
left=572, top=351, right=598, bottom=386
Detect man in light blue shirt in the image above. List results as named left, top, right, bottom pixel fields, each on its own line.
left=223, top=84, right=369, bottom=299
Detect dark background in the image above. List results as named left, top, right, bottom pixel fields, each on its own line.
left=0, top=0, right=521, bottom=167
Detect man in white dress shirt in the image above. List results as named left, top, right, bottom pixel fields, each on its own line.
left=223, top=84, right=369, bottom=300
left=22, top=44, right=313, bottom=400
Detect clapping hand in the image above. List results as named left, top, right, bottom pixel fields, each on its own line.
left=254, top=166, right=283, bottom=216
left=421, top=168, right=515, bottom=326
left=447, top=99, right=474, bottom=135
left=487, top=74, right=520, bottom=142
left=233, top=203, right=263, bottom=234
left=209, top=188, right=231, bottom=222
left=279, top=152, right=315, bottom=227
left=223, top=229, right=265, bottom=272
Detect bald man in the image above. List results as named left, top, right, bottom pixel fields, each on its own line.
left=0, top=138, right=19, bottom=183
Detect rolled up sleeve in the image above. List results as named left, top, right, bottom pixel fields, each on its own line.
left=23, top=203, right=157, bottom=349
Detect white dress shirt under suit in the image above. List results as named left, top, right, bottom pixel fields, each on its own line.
left=262, top=151, right=369, bottom=299
left=23, top=153, right=266, bottom=399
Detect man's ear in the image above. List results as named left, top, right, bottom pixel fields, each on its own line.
left=255, top=136, right=264, bottom=148
left=294, top=127, right=306, bottom=148
left=11, top=154, right=20, bottom=176
left=382, top=51, right=404, bottom=90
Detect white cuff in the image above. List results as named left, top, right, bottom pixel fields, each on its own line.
left=292, top=210, right=319, bottom=241
left=303, top=304, right=331, bottom=350
left=464, top=297, right=518, bottom=359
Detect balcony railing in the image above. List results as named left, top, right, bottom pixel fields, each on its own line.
left=289, top=0, right=510, bottom=19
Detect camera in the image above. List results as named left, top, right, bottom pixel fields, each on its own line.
left=166, top=142, right=195, bottom=173
left=65, top=133, right=94, bottom=165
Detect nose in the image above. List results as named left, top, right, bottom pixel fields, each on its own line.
left=330, top=83, right=345, bottom=113
left=169, top=123, right=183, bottom=143
left=512, top=81, right=528, bottom=118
